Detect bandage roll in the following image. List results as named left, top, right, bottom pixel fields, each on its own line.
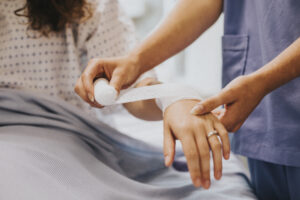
left=94, top=78, right=203, bottom=111
left=94, top=79, right=118, bottom=106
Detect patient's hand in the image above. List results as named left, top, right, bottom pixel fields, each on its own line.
left=163, top=99, right=230, bottom=189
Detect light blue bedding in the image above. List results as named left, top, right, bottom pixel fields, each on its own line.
left=0, top=89, right=257, bottom=200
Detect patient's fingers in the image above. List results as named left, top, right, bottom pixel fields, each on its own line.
left=214, top=121, right=230, bottom=160
left=163, top=122, right=175, bottom=167
left=181, top=137, right=202, bottom=188
left=195, top=129, right=211, bottom=189
left=206, top=125, right=223, bottom=181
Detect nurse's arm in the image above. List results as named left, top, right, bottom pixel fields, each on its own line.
left=127, top=0, right=223, bottom=75
left=191, top=37, right=300, bottom=132
left=79, top=0, right=223, bottom=101
left=251, top=37, right=300, bottom=94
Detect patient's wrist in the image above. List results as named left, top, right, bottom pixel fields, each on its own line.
left=156, top=96, right=202, bottom=115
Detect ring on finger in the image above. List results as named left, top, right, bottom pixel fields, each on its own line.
left=207, top=130, right=218, bottom=138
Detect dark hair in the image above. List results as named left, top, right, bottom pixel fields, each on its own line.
left=15, top=0, right=93, bottom=36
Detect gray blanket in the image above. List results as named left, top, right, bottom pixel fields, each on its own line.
left=0, top=89, right=256, bottom=200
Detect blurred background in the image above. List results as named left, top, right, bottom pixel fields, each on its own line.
left=119, top=0, right=224, bottom=97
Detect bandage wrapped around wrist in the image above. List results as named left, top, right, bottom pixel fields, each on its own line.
left=155, top=95, right=202, bottom=114
left=94, top=78, right=203, bottom=113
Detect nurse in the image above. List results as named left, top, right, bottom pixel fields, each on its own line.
left=76, top=0, right=300, bottom=199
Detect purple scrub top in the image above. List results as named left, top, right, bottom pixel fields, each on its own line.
left=222, top=0, right=300, bottom=167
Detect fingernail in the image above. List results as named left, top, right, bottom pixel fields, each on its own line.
left=88, top=93, right=94, bottom=102
left=164, top=155, right=170, bottom=166
left=190, top=104, right=204, bottom=115
left=203, top=180, right=210, bottom=189
left=194, top=178, right=202, bottom=187
left=216, top=171, right=222, bottom=180
left=225, top=153, right=230, bottom=160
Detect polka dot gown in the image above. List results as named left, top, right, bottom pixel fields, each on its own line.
left=0, top=0, right=137, bottom=113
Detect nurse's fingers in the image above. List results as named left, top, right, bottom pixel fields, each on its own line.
left=194, top=126, right=211, bottom=189
left=219, top=102, right=244, bottom=132
left=181, top=137, right=202, bottom=188
left=214, top=121, right=230, bottom=160
left=81, top=59, right=105, bottom=103
left=110, top=67, right=127, bottom=93
left=231, top=122, right=243, bottom=132
left=190, top=90, right=232, bottom=115
left=74, top=77, right=89, bottom=103
left=163, top=122, right=175, bottom=167
left=74, top=77, right=103, bottom=108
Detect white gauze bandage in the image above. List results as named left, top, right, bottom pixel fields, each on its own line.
left=94, top=78, right=203, bottom=112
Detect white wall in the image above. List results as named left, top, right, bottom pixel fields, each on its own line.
left=183, top=16, right=224, bottom=97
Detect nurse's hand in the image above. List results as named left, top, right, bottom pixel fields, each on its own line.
left=163, top=99, right=230, bottom=189
left=74, top=56, right=143, bottom=104
left=190, top=75, right=266, bottom=132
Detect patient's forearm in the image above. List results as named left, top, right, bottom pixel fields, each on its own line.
left=124, top=100, right=162, bottom=121
left=123, top=77, right=163, bottom=121
left=130, top=0, right=223, bottom=74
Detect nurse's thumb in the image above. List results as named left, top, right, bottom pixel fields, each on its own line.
left=190, top=96, right=223, bottom=115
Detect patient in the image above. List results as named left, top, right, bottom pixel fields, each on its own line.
left=0, top=0, right=229, bottom=196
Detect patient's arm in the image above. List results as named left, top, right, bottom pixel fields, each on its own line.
left=123, top=77, right=162, bottom=121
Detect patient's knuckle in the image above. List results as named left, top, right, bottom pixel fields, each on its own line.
left=177, top=121, right=192, bottom=132
left=195, top=120, right=205, bottom=129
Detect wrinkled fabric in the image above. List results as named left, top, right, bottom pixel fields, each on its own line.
left=0, top=89, right=256, bottom=200
left=223, top=0, right=300, bottom=166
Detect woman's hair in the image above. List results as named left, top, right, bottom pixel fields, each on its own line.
left=15, top=0, right=93, bottom=36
